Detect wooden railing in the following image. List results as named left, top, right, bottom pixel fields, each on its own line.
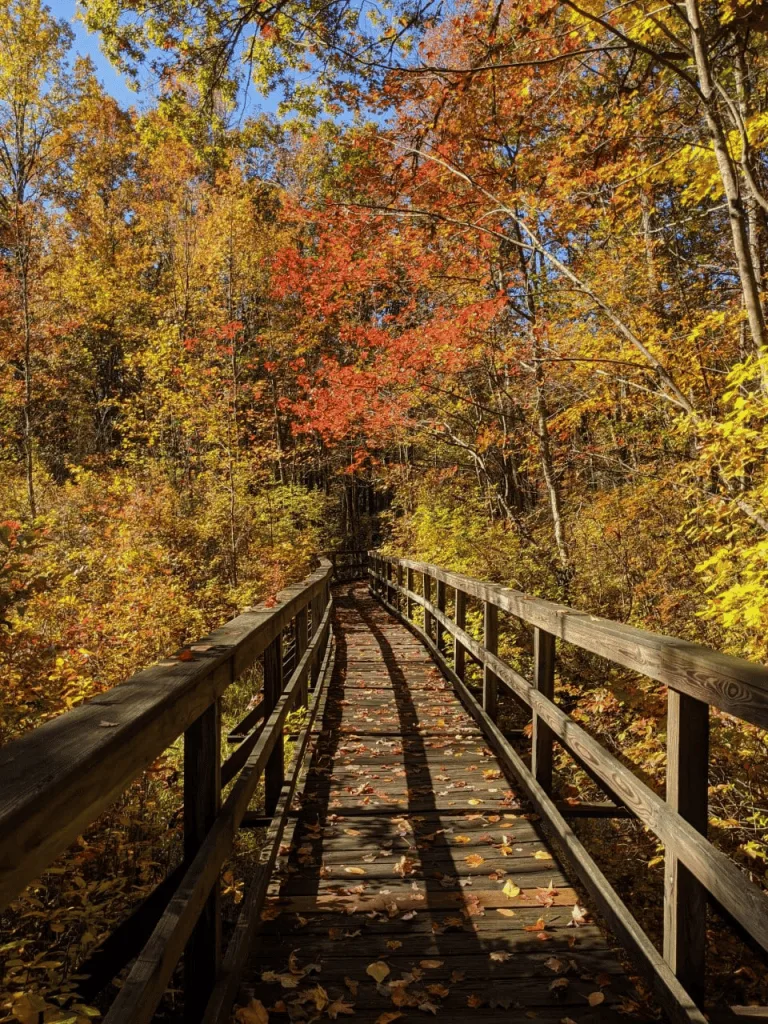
left=0, top=558, right=335, bottom=1024
left=325, top=548, right=368, bottom=582
left=369, top=552, right=768, bottom=1024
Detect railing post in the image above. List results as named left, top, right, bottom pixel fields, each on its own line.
left=423, top=572, right=433, bottom=640
left=183, top=699, right=221, bottom=1021
left=454, top=588, right=466, bottom=680
left=296, top=606, right=308, bottom=707
left=436, top=578, right=446, bottom=655
left=263, top=634, right=284, bottom=816
left=663, top=691, right=709, bottom=1005
left=532, top=627, right=556, bottom=793
left=483, top=600, right=498, bottom=720
left=396, top=563, right=404, bottom=615
left=406, top=567, right=414, bottom=620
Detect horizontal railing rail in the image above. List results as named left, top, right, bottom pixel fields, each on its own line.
left=368, top=552, right=768, bottom=1024
left=0, top=558, right=335, bottom=1024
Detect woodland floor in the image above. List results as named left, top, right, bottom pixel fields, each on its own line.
left=234, top=584, right=654, bottom=1022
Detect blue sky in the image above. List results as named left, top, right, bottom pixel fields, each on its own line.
left=54, top=0, right=148, bottom=108
left=53, top=0, right=282, bottom=116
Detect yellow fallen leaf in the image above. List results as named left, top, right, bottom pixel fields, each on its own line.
left=420, top=960, right=444, bottom=968
left=344, top=866, right=367, bottom=875
left=502, top=880, right=521, bottom=898
left=533, top=850, right=552, bottom=860
left=497, top=908, right=517, bottom=917
left=588, top=991, right=605, bottom=1007
left=235, top=999, right=269, bottom=1024
left=465, top=854, right=484, bottom=868
left=366, top=961, right=391, bottom=983
left=453, top=835, right=472, bottom=844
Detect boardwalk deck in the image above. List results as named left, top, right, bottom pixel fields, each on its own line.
left=236, top=584, right=651, bottom=1023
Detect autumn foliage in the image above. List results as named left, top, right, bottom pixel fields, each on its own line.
left=2, top=0, right=768, bottom=1016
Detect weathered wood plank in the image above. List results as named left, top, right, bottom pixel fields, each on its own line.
left=374, top=556, right=768, bottom=728
left=663, top=691, right=710, bottom=1005
left=372, top=569, right=768, bottom=959
left=0, top=560, right=332, bottom=913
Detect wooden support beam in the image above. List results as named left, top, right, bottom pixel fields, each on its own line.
left=295, top=607, right=308, bottom=708
left=406, top=567, right=414, bottom=621
left=436, top=578, right=447, bottom=655
left=532, top=627, right=556, bottom=793
left=664, top=690, right=709, bottom=1006
left=454, top=588, right=466, bottom=681
left=263, top=635, right=284, bottom=816
left=483, top=601, right=498, bottom=721
left=423, top=572, right=433, bottom=641
left=183, top=701, right=221, bottom=1023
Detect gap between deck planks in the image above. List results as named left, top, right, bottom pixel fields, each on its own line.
left=233, top=584, right=653, bottom=1023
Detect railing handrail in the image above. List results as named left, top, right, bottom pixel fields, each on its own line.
left=0, top=557, right=332, bottom=912
left=373, top=553, right=768, bottom=727
left=368, top=551, right=768, bottom=1024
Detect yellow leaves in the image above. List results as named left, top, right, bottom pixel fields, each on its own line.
left=464, top=854, right=484, bottom=868
left=453, top=835, right=472, bottom=844
left=533, top=850, right=552, bottom=861
left=366, top=961, right=391, bottom=983
left=236, top=999, right=269, bottom=1024
left=502, top=880, right=521, bottom=899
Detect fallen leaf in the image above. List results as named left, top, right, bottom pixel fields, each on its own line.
left=375, top=1015, right=403, bottom=1024
left=366, top=961, right=391, bottom=983
left=420, top=960, right=444, bottom=969
left=235, top=999, right=269, bottom=1024
left=386, top=940, right=403, bottom=951
left=453, top=835, right=472, bottom=844
left=465, top=854, right=484, bottom=868
left=588, top=992, right=605, bottom=1007
left=533, top=850, right=553, bottom=860
left=490, top=951, right=513, bottom=961
left=345, top=977, right=359, bottom=995
left=344, top=866, right=367, bottom=875
left=328, top=997, right=356, bottom=1018
left=497, top=908, right=516, bottom=917
left=524, top=917, right=547, bottom=932
left=502, top=880, right=521, bottom=899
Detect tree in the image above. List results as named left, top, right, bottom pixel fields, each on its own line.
left=0, top=0, right=76, bottom=518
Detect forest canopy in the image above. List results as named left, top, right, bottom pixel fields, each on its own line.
left=2, top=0, right=768, bottom=1012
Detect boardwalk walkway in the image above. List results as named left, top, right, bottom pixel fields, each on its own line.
left=238, top=584, right=649, bottom=1022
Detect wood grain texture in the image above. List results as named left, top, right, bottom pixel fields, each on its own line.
left=0, top=559, right=332, bottom=913
left=102, top=599, right=333, bottom=1024
left=372, top=555, right=768, bottom=728
left=234, top=584, right=650, bottom=1024
left=372, top=584, right=708, bottom=1024
left=370, top=568, right=768, bottom=957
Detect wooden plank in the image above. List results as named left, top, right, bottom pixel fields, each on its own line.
left=454, top=587, right=466, bottom=681
left=102, top=599, right=334, bottom=1024
left=296, top=606, right=308, bottom=708
left=374, top=588, right=708, bottom=1024
left=532, top=628, right=556, bottom=794
left=423, top=570, right=433, bottom=641
left=483, top=601, right=498, bottom=721
left=0, top=559, right=332, bottom=913
left=183, top=701, right=222, bottom=1022
left=436, top=577, right=447, bottom=655
left=663, top=691, right=709, bottom=1005
left=237, top=584, right=652, bottom=1024
left=200, top=632, right=336, bottom=1024
left=375, top=556, right=768, bottom=729
left=263, top=634, right=285, bottom=816
left=373, top=569, right=768, bottom=957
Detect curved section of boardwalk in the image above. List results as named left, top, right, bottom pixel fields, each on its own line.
left=239, top=584, right=649, bottom=1022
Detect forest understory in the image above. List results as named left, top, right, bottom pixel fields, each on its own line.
left=1, top=0, right=768, bottom=1019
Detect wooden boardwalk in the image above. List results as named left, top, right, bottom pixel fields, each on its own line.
left=238, top=584, right=650, bottom=1022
